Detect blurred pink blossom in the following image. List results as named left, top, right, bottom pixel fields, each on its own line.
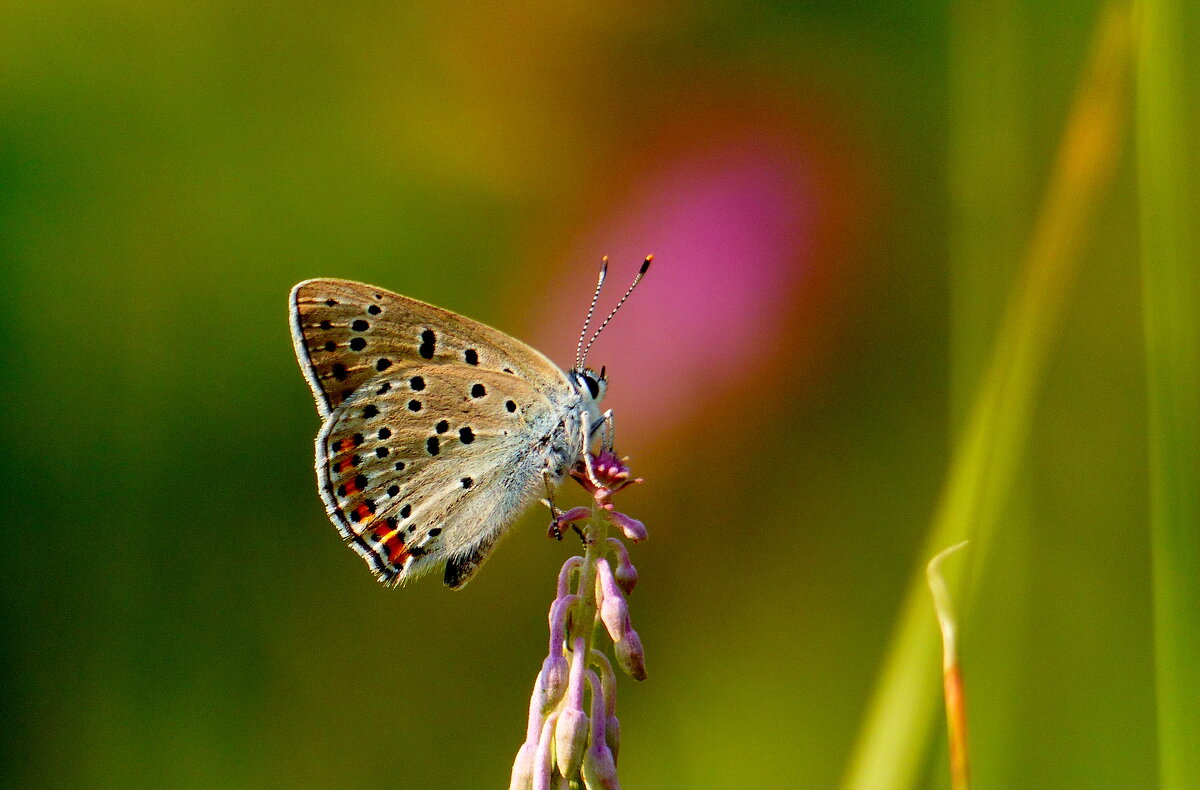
left=532, top=122, right=863, bottom=444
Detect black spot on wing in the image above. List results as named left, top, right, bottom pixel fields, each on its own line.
left=419, top=329, right=436, bottom=359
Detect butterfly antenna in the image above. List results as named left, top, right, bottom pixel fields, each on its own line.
left=581, top=254, right=652, bottom=365
left=575, top=257, right=609, bottom=368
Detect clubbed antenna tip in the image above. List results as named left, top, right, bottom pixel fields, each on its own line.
left=580, top=256, right=653, bottom=366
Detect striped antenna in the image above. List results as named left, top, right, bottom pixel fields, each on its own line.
left=580, top=254, right=652, bottom=366
left=575, top=257, right=609, bottom=369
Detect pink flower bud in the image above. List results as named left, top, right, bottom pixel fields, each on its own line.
left=538, top=593, right=578, bottom=710
left=607, top=510, right=647, bottom=542
left=522, top=681, right=548, bottom=756
left=554, top=708, right=589, bottom=778
left=536, top=653, right=568, bottom=712
left=595, top=560, right=631, bottom=642
left=581, top=743, right=620, bottom=790
left=509, top=741, right=535, bottom=790
left=549, top=506, right=591, bottom=540
left=605, top=715, right=621, bottom=765
left=605, top=538, right=638, bottom=595
left=531, top=713, right=558, bottom=790
left=581, top=670, right=620, bottom=789
left=614, top=629, right=647, bottom=681
left=554, top=638, right=589, bottom=777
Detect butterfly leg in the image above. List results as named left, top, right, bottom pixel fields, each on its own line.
left=586, top=409, right=615, bottom=450
left=579, top=419, right=607, bottom=491
left=541, top=469, right=564, bottom=540
left=600, top=410, right=616, bottom=452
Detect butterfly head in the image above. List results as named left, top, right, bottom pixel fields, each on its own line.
left=571, top=365, right=607, bottom=405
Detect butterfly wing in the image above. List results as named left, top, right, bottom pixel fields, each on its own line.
left=290, top=279, right=582, bottom=587
left=290, top=278, right=569, bottom=417
left=317, top=365, right=570, bottom=587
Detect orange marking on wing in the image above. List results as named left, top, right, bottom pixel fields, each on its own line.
left=336, top=457, right=354, bottom=473
left=385, top=535, right=410, bottom=565
left=370, top=524, right=410, bottom=565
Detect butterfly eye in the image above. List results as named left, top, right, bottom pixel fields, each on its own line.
left=584, top=374, right=600, bottom=400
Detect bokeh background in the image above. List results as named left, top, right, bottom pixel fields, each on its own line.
left=2, top=2, right=1194, bottom=788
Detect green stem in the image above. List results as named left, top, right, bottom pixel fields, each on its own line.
left=571, top=504, right=610, bottom=663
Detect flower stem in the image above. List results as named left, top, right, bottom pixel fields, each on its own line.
left=574, top=504, right=610, bottom=663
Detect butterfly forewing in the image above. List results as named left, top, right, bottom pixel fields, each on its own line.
left=290, top=279, right=569, bottom=417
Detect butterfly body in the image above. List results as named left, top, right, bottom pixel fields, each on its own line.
left=290, top=278, right=605, bottom=588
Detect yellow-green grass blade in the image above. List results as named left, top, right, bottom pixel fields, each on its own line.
left=840, top=7, right=1132, bottom=789
left=1135, top=0, right=1200, bottom=786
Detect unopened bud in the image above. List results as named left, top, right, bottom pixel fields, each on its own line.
left=614, top=630, right=647, bottom=681
left=555, top=638, right=589, bottom=777
left=605, top=538, right=638, bottom=595
left=509, top=741, right=535, bottom=790
left=536, top=653, right=569, bottom=712
left=606, top=510, right=646, bottom=542
left=605, top=714, right=621, bottom=764
left=532, top=713, right=558, bottom=790
left=581, top=670, right=620, bottom=789
left=550, top=506, right=591, bottom=541
left=581, top=745, right=620, bottom=790
left=554, top=708, right=589, bottom=778
left=595, top=560, right=631, bottom=642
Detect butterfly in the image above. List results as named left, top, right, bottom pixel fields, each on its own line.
left=289, top=258, right=650, bottom=589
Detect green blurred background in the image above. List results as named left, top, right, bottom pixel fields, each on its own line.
left=2, top=1, right=1193, bottom=788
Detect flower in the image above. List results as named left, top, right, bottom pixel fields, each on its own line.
left=509, top=451, right=648, bottom=790
left=570, top=449, right=642, bottom=504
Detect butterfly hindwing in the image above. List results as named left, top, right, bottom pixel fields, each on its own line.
left=316, top=359, right=573, bottom=586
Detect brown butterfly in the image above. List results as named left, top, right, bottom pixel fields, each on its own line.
left=289, top=258, right=649, bottom=588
